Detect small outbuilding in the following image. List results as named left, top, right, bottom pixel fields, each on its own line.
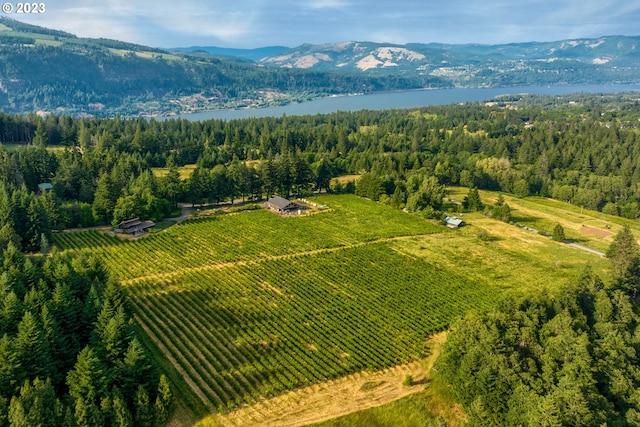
left=116, top=218, right=156, bottom=236
left=445, top=216, right=465, bottom=228
left=265, top=196, right=306, bottom=215
left=38, top=183, right=53, bottom=193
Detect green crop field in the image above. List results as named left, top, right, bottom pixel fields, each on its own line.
left=53, top=195, right=442, bottom=281
left=52, top=193, right=614, bottom=423
left=130, top=243, right=494, bottom=412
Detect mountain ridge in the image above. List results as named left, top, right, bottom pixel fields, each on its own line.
left=176, top=35, right=640, bottom=67
left=256, top=36, right=640, bottom=72
left=0, top=17, right=431, bottom=117
left=1, top=16, right=639, bottom=117
left=170, top=45, right=290, bottom=62
left=175, top=36, right=640, bottom=90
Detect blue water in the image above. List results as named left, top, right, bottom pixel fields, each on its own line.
left=175, top=84, right=640, bottom=121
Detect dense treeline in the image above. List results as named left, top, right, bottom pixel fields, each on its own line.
left=0, top=110, right=176, bottom=424
left=1, top=93, right=640, bottom=248
left=436, top=226, right=640, bottom=426
left=437, top=274, right=640, bottom=426
left=0, top=246, right=174, bottom=426
left=0, top=18, right=76, bottom=39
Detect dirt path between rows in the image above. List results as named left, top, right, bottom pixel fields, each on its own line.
left=120, top=233, right=434, bottom=286
left=196, top=332, right=447, bottom=427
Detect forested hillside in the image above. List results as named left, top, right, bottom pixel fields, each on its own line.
left=0, top=17, right=437, bottom=117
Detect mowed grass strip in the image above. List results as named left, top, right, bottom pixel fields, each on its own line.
left=127, top=242, right=495, bottom=412
left=390, top=215, right=612, bottom=296
left=447, top=186, right=638, bottom=254
left=53, top=195, right=443, bottom=280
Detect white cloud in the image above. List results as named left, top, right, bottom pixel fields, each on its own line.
left=9, top=0, right=640, bottom=47
left=307, top=0, right=350, bottom=8
left=14, top=0, right=262, bottom=45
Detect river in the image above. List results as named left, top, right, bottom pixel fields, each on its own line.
left=175, top=84, right=640, bottom=121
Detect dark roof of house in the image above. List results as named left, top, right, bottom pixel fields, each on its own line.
left=139, top=220, right=156, bottom=230
left=119, top=218, right=141, bottom=229
left=268, top=196, right=294, bottom=210
left=117, top=218, right=155, bottom=233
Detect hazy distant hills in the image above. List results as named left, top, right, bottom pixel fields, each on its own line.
left=171, top=46, right=289, bottom=62
left=257, top=37, right=640, bottom=71
left=183, top=37, right=640, bottom=88
left=253, top=37, right=640, bottom=87
left=1, top=15, right=639, bottom=117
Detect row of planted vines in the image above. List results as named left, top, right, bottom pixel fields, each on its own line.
left=52, top=195, right=494, bottom=412
left=52, top=195, right=442, bottom=281
left=126, top=243, right=496, bottom=411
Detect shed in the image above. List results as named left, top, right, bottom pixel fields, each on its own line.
left=38, top=183, right=53, bottom=193
left=445, top=216, right=465, bottom=228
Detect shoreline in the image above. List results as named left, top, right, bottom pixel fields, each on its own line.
left=150, top=83, right=640, bottom=121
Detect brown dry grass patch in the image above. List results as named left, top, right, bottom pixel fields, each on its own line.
left=197, top=333, right=447, bottom=427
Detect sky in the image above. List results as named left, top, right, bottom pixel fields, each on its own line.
left=6, top=0, right=640, bottom=48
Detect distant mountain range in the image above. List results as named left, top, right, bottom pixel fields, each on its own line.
left=171, top=46, right=289, bottom=62
left=1, top=16, right=639, bottom=117
left=179, top=36, right=640, bottom=88
left=257, top=37, right=640, bottom=71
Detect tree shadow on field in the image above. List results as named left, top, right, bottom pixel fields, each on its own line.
left=510, top=214, right=539, bottom=226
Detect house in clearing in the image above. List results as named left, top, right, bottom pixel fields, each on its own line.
left=445, top=216, right=465, bottom=228
left=265, top=196, right=306, bottom=215
left=116, top=218, right=156, bottom=236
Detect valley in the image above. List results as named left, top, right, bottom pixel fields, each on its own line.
left=1, top=17, right=640, bottom=117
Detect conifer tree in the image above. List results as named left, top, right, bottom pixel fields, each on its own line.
left=118, top=338, right=153, bottom=398
left=112, top=390, right=132, bottom=427
left=8, top=396, right=25, bottom=427
left=2, top=293, right=21, bottom=336
left=31, top=122, right=48, bottom=148
left=154, top=375, right=174, bottom=426
left=314, top=159, right=332, bottom=193
left=464, top=187, right=483, bottom=211
left=134, top=385, right=154, bottom=427
left=0, top=334, right=19, bottom=397
left=98, top=306, right=130, bottom=360
left=67, top=346, right=108, bottom=405
left=74, top=397, right=103, bottom=427
left=92, top=173, right=119, bottom=223
left=14, top=311, right=51, bottom=382
left=607, top=225, right=640, bottom=279
left=160, top=160, right=182, bottom=208
left=552, top=224, right=566, bottom=242
left=391, top=185, right=404, bottom=209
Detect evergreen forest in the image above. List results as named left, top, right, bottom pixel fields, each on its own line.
left=2, top=93, right=640, bottom=246
left=437, top=225, right=640, bottom=426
